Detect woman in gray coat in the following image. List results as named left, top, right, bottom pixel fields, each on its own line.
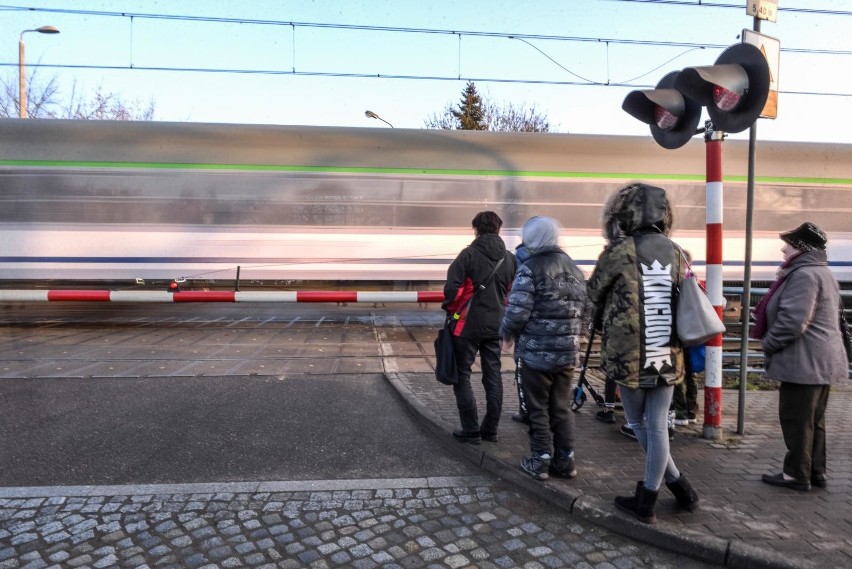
left=751, top=222, right=848, bottom=491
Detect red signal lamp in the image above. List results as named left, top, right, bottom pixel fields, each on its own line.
left=622, top=71, right=702, bottom=149
left=674, top=43, right=769, bottom=133
left=654, top=105, right=679, bottom=130
left=712, top=84, right=742, bottom=112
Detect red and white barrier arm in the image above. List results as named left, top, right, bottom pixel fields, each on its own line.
left=0, top=290, right=446, bottom=303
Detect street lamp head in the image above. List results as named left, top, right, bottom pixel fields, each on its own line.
left=364, top=110, right=394, bottom=128
left=21, top=25, right=60, bottom=41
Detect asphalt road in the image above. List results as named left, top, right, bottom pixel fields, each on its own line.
left=1, top=373, right=479, bottom=487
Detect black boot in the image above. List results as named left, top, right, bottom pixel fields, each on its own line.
left=615, top=482, right=658, bottom=524
left=666, top=474, right=699, bottom=512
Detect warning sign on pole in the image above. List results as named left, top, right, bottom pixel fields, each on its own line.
left=743, top=29, right=780, bottom=119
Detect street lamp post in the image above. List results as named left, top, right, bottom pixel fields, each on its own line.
left=365, top=110, right=394, bottom=128
left=19, top=25, right=60, bottom=119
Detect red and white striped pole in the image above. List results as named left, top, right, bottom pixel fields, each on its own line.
left=0, top=290, right=445, bottom=304
left=703, top=125, right=725, bottom=440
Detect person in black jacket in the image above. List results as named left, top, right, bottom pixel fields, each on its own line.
left=443, top=211, right=516, bottom=445
left=500, top=216, right=586, bottom=480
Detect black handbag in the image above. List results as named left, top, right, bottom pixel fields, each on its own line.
left=434, top=256, right=505, bottom=386
left=434, top=319, right=459, bottom=385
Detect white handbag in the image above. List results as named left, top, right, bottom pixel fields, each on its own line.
left=676, top=271, right=726, bottom=347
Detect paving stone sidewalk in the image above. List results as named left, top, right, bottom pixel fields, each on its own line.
left=388, top=365, right=852, bottom=569
left=0, top=478, right=720, bottom=569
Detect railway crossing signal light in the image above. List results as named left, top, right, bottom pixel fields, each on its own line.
left=674, top=43, right=770, bottom=134
left=622, top=71, right=702, bottom=150
left=168, top=280, right=180, bottom=293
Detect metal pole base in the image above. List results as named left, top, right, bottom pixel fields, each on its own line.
left=702, top=425, right=724, bottom=441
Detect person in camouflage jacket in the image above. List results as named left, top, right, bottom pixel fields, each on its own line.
left=586, top=183, right=698, bottom=523
left=587, top=184, right=684, bottom=389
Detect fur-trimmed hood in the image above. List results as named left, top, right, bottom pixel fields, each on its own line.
left=602, top=183, right=673, bottom=242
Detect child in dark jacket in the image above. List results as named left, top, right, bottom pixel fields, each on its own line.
left=500, top=216, right=586, bottom=480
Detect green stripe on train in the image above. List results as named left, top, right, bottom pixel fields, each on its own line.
left=0, top=159, right=849, bottom=185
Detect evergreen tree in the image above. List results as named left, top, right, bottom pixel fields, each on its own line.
left=424, top=81, right=555, bottom=132
left=451, top=81, right=486, bottom=130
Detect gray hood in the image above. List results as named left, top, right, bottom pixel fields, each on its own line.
left=522, top=216, right=561, bottom=252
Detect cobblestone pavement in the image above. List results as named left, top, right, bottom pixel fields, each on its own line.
left=1, top=304, right=850, bottom=568
left=0, top=477, right=715, bottom=569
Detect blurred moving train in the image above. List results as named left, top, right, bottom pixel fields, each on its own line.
left=1, top=119, right=850, bottom=290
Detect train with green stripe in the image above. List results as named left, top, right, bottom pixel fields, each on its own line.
left=1, top=119, right=850, bottom=288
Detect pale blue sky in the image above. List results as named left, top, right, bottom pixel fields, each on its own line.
left=2, top=0, right=851, bottom=143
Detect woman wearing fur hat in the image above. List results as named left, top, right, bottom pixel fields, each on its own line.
left=751, top=222, right=848, bottom=491
left=586, top=182, right=699, bottom=523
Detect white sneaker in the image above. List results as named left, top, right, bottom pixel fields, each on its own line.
left=673, top=418, right=690, bottom=426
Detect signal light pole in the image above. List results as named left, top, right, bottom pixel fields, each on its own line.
left=702, top=124, right=726, bottom=440
left=622, top=42, right=770, bottom=440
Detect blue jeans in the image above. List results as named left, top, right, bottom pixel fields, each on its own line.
left=451, top=336, right=503, bottom=435
left=619, top=384, right=681, bottom=491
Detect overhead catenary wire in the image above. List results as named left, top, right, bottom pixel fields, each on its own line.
left=1, top=3, right=849, bottom=55
left=2, top=61, right=847, bottom=98
left=1, top=2, right=851, bottom=99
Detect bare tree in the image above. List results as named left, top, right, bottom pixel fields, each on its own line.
left=483, top=100, right=552, bottom=133
left=62, top=82, right=155, bottom=121
left=0, top=68, right=61, bottom=118
left=0, top=71, right=155, bottom=120
left=423, top=102, right=457, bottom=130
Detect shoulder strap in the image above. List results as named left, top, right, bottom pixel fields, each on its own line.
left=671, top=240, right=688, bottom=289
left=456, top=256, right=506, bottom=316
left=475, top=256, right=505, bottom=296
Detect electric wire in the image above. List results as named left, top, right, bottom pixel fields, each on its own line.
left=2, top=62, right=848, bottom=98
left=1, top=3, right=850, bottom=97
left=1, top=3, right=849, bottom=56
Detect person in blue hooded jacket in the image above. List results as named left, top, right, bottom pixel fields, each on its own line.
left=500, top=216, right=586, bottom=480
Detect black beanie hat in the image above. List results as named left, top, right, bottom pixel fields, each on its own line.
left=780, top=222, right=827, bottom=252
